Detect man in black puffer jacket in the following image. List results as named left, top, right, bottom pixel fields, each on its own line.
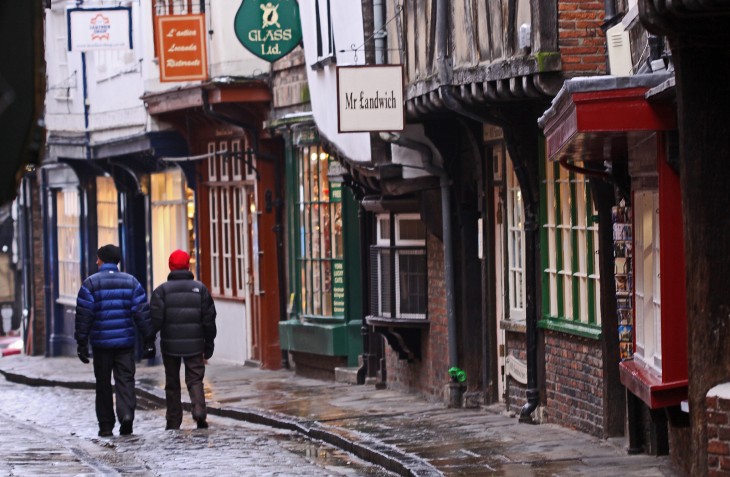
left=75, top=244, right=156, bottom=437
left=150, top=249, right=217, bottom=430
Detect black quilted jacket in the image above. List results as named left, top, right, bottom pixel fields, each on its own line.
left=150, top=270, right=217, bottom=357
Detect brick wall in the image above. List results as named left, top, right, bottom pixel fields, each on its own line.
left=707, top=383, right=730, bottom=476
left=558, top=0, right=607, bottom=75
left=272, top=47, right=309, bottom=110
left=385, top=232, right=449, bottom=403
left=544, top=330, right=605, bottom=437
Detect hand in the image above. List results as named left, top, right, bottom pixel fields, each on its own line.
left=204, top=347, right=213, bottom=360
left=77, top=343, right=90, bottom=364
left=142, top=340, right=156, bottom=359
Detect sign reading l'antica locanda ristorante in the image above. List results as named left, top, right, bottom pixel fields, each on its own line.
left=234, top=0, right=302, bottom=62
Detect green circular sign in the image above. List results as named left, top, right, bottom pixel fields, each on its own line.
left=234, top=0, right=303, bottom=62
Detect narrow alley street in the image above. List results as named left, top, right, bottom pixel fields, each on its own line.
left=0, top=376, right=396, bottom=476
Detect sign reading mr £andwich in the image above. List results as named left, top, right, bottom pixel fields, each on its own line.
left=337, top=65, right=404, bottom=133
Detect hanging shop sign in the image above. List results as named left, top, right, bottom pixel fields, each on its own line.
left=337, top=65, right=405, bottom=133
left=234, top=0, right=302, bottom=62
left=156, top=14, right=208, bottom=82
left=67, top=7, right=132, bottom=51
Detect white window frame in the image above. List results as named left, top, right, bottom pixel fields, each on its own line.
left=506, top=158, right=526, bottom=321
left=542, top=160, right=602, bottom=327
left=209, top=186, right=220, bottom=294
left=57, top=189, right=81, bottom=302
left=634, top=190, right=662, bottom=373
left=375, top=213, right=427, bottom=319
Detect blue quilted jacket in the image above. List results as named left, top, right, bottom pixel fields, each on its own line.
left=74, top=263, right=153, bottom=349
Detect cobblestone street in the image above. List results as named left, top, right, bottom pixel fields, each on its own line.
left=0, top=377, right=395, bottom=476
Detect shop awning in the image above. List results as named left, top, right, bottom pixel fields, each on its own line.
left=538, top=74, right=676, bottom=163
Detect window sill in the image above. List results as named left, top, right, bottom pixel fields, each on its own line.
left=619, top=359, right=687, bottom=409
left=366, top=315, right=429, bottom=327
left=310, top=55, right=337, bottom=71
left=500, top=319, right=526, bottom=333
left=538, top=317, right=602, bottom=339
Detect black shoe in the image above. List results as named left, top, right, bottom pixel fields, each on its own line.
left=165, top=423, right=180, bottom=430
left=119, top=418, right=133, bottom=435
left=196, top=418, right=208, bottom=429
left=98, top=429, right=113, bottom=437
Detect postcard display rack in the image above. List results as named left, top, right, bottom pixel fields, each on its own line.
left=613, top=200, right=633, bottom=360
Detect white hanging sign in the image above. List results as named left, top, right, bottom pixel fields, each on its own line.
left=68, top=8, right=133, bottom=52
left=337, top=65, right=405, bottom=133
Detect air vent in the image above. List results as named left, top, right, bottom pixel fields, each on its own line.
left=606, top=23, right=633, bottom=77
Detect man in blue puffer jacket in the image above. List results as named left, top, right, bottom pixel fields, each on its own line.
left=75, top=244, right=156, bottom=437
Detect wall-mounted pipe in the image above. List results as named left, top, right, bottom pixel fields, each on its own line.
left=379, top=131, right=458, bottom=398
left=434, top=0, right=542, bottom=418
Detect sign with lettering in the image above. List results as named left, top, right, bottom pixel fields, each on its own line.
left=505, top=355, right=528, bottom=385
left=337, top=65, right=404, bottom=133
left=67, top=8, right=132, bottom=51
left=157, top=15, right=208, bottom=82
left=234, top=0, right=302, bottom=62
left=332, top=261, right=345, bottom=316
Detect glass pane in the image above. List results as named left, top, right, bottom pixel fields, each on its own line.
left=397, top=251, right=426, bottom=316
left=332, top=202, right=343, bottom=259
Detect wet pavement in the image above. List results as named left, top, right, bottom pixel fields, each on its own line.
left=0, top=355, right=684, bottom=476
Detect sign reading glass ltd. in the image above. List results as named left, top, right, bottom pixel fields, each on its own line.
left=234, top=0, right=302, bottom=62
left=67, top=8, right=132, bottom=51
left=337, top=65, right=404, bottom=133
left=156, top=15, right=208, bottom=82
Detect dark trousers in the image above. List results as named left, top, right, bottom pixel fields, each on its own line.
left=92, top=347, right=136, bottom=432
left=162, top=353, right=206, bottom=428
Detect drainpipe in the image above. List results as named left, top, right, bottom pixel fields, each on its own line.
left=434, top=0, right=542, bottom=418
left=202, top=91, right=289, bottom=368
left=373, top=0, right=386, bottom=65
left=378, top=131, right=461, bottom=406
left=605, top=0, right=617, bottom=20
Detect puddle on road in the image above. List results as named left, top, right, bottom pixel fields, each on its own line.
left=272, top=433, right=397, bottom=476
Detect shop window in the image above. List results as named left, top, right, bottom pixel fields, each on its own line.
left=506, top=158, right=526, bottom=321
left=297, top=145, right=344, bottom=317
left=96, top=176, right=118, bottom=248
left=151, top=169, right=192, bottom=289
left=56, top=190, right=81, bottom=302
left=371, top=213, right=427, bottom=320
left=634, top=191, right=662, bottom=373
left=541, top=160, right=601, bottom=336
left=205, top=138, right=253, bottom=299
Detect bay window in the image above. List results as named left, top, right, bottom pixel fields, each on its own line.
left=541, top=160, right=601, bottom=335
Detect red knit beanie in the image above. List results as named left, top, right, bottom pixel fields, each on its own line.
left=168, top=250, right=190, bottom=271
